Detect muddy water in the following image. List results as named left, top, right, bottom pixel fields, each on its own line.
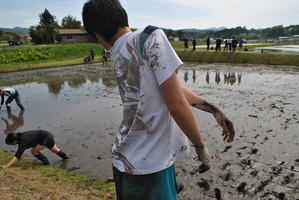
left=1, top=63, right=299, bottom=199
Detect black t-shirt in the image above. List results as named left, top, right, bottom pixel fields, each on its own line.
left=15, top=130, right=54, bottom=159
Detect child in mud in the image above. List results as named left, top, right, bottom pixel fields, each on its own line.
left=0, top=130, right=68, bottom=169
left=82, top=0, right=235, bottom=199
left=0, top=88, right=25, bottom=110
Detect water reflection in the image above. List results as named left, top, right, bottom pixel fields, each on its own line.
left=224, top=71, right=236, bottom=85
left=40, top=67, right=117, bottom=95
left=206, top=72, right=209, bottom=84
left=215, top=72, right=221, bottom=84
left=47, top=79, right=65, bottom=94
left=192, top=69, right=196, bottom=83
left=182, top=69, right=242, bottom=86
left=238, top=72, right=242, bottom=85
left=184, top=70, right=188, bottom=82
left=1, top=110, right=25, bottom=134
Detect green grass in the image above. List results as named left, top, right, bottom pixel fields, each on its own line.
left=176, top=49, right=299, bottom=66
left=0, top=42, right=298, bottom=74
left=0, top=149, right=115, bottom=199
left=0, top=43, right=105, bottom=72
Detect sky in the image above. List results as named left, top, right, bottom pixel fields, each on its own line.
left=0, top=0, right=298, bottom=30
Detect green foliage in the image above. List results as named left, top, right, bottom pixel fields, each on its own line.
left=61, top=15, right=82, bottom=29
left=176, top=50, right=299, bottom=66
left=164, top=24, right=299, bottom=40
left=0, top=47, right=53, bottom=63
left=29, top=9, right=59, bottom=44
left=0, top=43, right=103, bottom=64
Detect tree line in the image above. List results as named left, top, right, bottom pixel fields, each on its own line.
left=1, top=8, right=299, bottom=44
left=28, top=9, right=82, bottom=44
left=162, top=25, right=299, bottom=40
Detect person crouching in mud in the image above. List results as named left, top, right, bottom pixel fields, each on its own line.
left=0, top=130, right=68, bottom=169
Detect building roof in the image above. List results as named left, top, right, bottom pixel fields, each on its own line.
left=58, top=29, right=87, bottom=35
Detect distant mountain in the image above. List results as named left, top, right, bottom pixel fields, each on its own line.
left=204, top=26, right=228, bottom=31
left=180, top=27, right=228, bottom=32
left=0, top=27, right=29, bottom=34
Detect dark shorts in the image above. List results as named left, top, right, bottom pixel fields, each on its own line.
left=38, top=131, right=55, bottom=149
left=113, top=164, right=177, bottom=200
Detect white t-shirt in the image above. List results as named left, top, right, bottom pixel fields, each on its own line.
left=110, top=28, right=190, bottom=175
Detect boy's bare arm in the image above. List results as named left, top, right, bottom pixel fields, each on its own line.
left=160, top=73, right=206, bottom=148
left=181, top=85, right=235, bottom=142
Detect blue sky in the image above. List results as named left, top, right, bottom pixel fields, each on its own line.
left=0, top=0, right=298, bottom=30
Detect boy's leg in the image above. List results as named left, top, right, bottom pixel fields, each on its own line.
left=15, top=91, right=25, bottom=110
left=5, top=97, right=13, bottom=110
left=113, top=164, right=177, bottom=200
left=50, top=144, right=68, bottom=160
left=32, top=144, right=49, bottom=165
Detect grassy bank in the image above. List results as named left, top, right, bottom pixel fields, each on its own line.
left=176, top=50, right=299, bottom=66
left=1, top=42, right=298, bottom=73
left=0, top=149, right=115, bottom=200
left=0, top=43, right=105, bottom=72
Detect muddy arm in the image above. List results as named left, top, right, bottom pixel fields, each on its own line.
left=181, top=85, right=235, bottom=142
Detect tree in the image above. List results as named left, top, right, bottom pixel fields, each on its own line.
left=29, top=9, right=59, bottom=44
left=61, top=15, right=82, bottom=29
left=262, top=25, right=284, bottom=38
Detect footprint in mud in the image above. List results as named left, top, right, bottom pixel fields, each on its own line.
left=177, top=183, right=184, bottom=194
left=294, top=158, right=299, bottom=166
left=281, top=172, right=294, bottom=185
left=237, top=182, right=247, bottom=193
left=249, top=170, right=258, bottom=177
left=214, top=188, right=221, bottom=200
left=255, top=175, right=273, bottom=193
left=220, top=162, right=231, bottom=170
left=196, top=178, right=210, bottom=191
left=221, top=145, right=232, bottom=153
left=271, top=166, right=283, bottom=175
left=219, top=171, right=233, bottom=181
left=250, top=148, right=258, bottom=154
left=238, top=158, right=251, bottom=169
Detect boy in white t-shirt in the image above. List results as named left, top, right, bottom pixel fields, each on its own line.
left=82, top=0, right=235, bottom=199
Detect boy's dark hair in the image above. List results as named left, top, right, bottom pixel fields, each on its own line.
left=5, top=132, right=22, bottom=144
left=82, top=0, right=129, bottom=43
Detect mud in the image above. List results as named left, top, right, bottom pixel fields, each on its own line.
left=1, top=63, right=299, bottom=199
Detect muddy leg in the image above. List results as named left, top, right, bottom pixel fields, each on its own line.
left=34, top=152, right=49, bottom=165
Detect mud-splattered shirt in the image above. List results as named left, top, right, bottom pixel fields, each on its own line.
left=111, top=28, right=190, bottom=175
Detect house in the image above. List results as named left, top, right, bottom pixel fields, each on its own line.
left=58, top=29, right=89, bottom=43
left=18, top=34, right=30, bottom=42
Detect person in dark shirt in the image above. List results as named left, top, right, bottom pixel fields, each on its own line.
left=0, top=88, right=25, bottom=110
left=232, top=37, right=238, bottom=52
left=192, top=37, right=196, bottom=51
left=215, top=37, right=222, bottom=52
left=0, top=130, right=68, bottom=169
left=90, top=48, right=95, bottom=60
left=206, top=36, right=210, bottom=51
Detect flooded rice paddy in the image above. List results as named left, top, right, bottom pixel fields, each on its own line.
left=1, top=63, right=299, bottom=199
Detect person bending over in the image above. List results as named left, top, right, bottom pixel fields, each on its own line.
left=0, top=88, right=25, bottom=110
left=0, top=130, right=68, bottom=169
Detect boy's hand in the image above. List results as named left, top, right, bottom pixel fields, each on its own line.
left=194, top=146, right=212, bottom=173
left=214, top=112, right=235, bottom=142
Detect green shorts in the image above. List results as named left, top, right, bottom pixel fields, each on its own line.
left=113, top=164, right=178, bottom=200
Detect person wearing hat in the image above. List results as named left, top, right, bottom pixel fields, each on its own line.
left=0, top=130, right=68, bottom=169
